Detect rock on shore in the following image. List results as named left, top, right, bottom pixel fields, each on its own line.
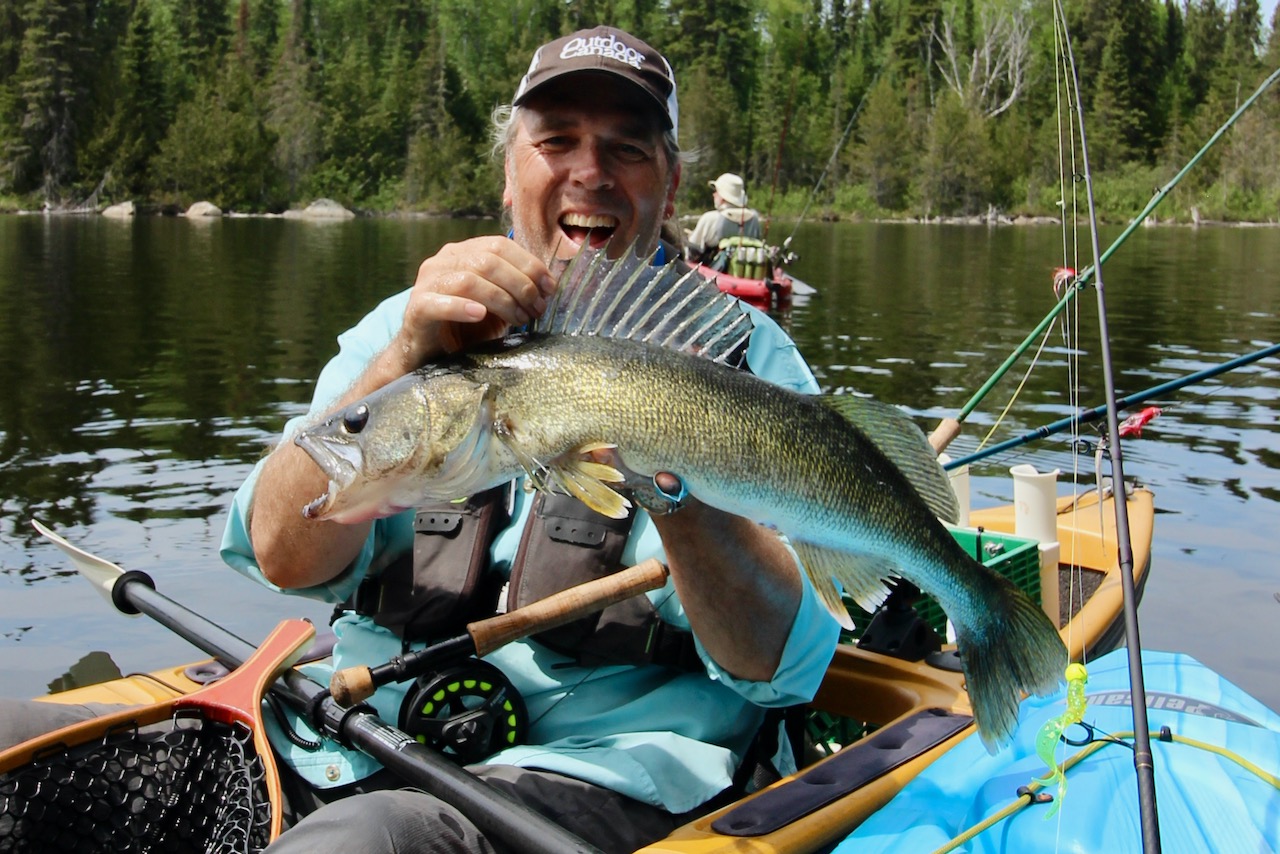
left=283, top=199, right=355, bottom=220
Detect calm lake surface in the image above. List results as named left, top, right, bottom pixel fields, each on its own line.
left=2, top=215, right=1278, bottom=712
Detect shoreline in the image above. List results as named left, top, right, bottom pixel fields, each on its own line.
left=2, top=204, right=1276, bottom=229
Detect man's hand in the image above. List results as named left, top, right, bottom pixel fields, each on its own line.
left=389, top=236, right=557, bottom=374
left=251, top=237, right=555, bottom=591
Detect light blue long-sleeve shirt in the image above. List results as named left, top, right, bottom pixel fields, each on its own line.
left=220, top=284, right=841, bottom=813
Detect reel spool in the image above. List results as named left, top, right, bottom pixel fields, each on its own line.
left=398, top=660, right=527, bottom=764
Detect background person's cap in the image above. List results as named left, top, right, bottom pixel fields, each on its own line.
left=711, top=173, right=747, bottom=207
left=513, top=26, right=679, bottom=137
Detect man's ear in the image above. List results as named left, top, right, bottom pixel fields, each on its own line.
left=664, top=161, right=682, bottom=220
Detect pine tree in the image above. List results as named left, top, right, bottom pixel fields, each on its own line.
left=84, top=0, right=168, bottom=197
left=854, top=75, right=911, bottom=211
left=3, top=0, right=93, bottom=201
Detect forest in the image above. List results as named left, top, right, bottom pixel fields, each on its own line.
left=2, top=0, right=1278, bottom=222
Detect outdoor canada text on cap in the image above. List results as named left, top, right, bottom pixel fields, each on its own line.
left=513, top=26, right=679, bottom=137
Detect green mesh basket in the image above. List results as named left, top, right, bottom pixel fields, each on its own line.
left=913, top=528, right=1042, bottom=636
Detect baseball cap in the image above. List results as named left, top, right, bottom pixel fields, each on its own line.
left=711, top=173, right=747, bottom=207
left=513, top=26, right=679, bottom=138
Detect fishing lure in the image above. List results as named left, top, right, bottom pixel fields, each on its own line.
left=1034, top=662, right=1088, bottom=818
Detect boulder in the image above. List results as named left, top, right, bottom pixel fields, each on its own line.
left=102, top=201, right=135, bottom=219
left=284, top=198, right=355, bottom=220
left=185, top=201, right=223, bottom=218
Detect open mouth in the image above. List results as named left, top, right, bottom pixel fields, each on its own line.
left=560, top=213, right=618, bottom=249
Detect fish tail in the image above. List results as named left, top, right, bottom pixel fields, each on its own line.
left=954, top=573, right=1068, bottom=752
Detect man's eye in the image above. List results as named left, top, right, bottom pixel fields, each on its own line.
left=615, top=144, right=649, bottom=162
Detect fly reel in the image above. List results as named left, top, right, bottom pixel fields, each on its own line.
left=398, top=660, right=527, bottom=764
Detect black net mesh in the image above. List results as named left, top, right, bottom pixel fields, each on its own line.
left=0, top=711, right=272, bottom=853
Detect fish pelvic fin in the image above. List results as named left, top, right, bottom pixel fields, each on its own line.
left=953, top=573, right=1069, bottom=752
left=537, top=245, right=755, bottom=366
left=820, top=395, right=960, bottom=524
left=793, top=542, right=896, bottom=631
left=496, top=426, right=632, bottom=520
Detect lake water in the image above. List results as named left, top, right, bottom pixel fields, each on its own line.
left=1, top=215, right=1278, bottom=712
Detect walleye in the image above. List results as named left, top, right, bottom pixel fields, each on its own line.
left=294, top=248, right=1068, bottom=749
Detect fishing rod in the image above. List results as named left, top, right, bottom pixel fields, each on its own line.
left=944, top=342, right=1280, bottom=469
left=929, top=63, right=1280, bottom=455
left=1054, top=4, right=1161, bottom=850
left=35, top=519, right=672, bottom=854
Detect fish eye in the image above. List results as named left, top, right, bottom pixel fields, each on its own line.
left=343, top=404, right=369, bottom=434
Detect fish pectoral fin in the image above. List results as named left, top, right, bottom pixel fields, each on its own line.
left=546, top=455, right=632, bottom=519
left=793, top=542, right=896, bottom=628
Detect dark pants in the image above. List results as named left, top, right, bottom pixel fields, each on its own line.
left=268, top=764, right=701, bottom=854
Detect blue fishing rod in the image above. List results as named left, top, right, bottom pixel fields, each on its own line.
left=944, top=342, right=1280, bottom=470
left=1054, top=4, right=1160, bottom=849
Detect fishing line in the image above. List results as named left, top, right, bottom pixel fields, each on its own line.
left=783, top=73, right=878, bottom=247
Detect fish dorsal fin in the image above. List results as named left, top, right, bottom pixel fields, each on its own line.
left=821, top=395, right=961, bottom=524
left=535, top=246, right=754, bottom=365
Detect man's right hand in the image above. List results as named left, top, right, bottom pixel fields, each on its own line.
left=389, top=236, right=556, bottom=375
left=250, top=236, right=555, bottom=590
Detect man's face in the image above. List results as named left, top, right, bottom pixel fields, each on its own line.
left=504, top=74, right=680, bottom=265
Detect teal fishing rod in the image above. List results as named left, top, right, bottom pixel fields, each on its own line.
left=943, top=342, right=1280, bottom=469
left=1055, top=4, right=1160, bottom=850
left=930, top=63, right=1280, bottom=454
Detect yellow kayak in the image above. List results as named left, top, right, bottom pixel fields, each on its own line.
left=35, top=483, right=1154, bottom=854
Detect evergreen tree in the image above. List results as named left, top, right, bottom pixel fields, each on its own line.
left=854, top=74, right=911, bottom=210
left=919, top=88, right=989, bottom=215
left=3, top=0, right=94, bottom=200
left=1088, top=17, right=1142, bottom=170
left=84, top=0, right=169, bottom=197
left=174, top=0, right=231, bottom=80
left=151, top=52, right=278, bottom=209
left=1183, top=0, right=1227, bottom=110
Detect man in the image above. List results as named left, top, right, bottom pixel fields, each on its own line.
left=685, top=172, right=763, bottom=265
left=222, top=26, right=839, bottom=853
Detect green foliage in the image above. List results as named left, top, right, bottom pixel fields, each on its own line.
left=151, top=56, right=279, bottom=210
left=1, top=0, right=1276, bottom=222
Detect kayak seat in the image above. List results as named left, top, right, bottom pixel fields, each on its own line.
left=710, top=707, right=973, bottom=837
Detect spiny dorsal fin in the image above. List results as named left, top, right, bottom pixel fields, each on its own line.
left=821, top=395, right=961, bottom=524
left=536, top=246, right=754, bottom=365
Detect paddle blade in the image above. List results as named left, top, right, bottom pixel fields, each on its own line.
left=31, top=518, right=138, bottom=616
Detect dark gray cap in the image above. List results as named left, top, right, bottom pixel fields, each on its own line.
left=513, top=26, right=679, bottom=137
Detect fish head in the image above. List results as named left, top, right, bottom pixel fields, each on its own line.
left=293, top=368, right=500, bottom=523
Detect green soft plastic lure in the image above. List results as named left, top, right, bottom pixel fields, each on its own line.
left=1034, top=662, right=1088, bottom=818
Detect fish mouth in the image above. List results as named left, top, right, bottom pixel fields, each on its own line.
left=294, top=431, right=363, bottom=520
left=559, top=212, right=618, bottom=251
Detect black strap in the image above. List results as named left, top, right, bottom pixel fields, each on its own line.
left=711, top=708, right=974, bottom=837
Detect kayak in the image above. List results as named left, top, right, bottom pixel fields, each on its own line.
left=28, top=476, right=1155, bottom=853
left=834, top=647, right=1280, bottom=853
left=638, top=481, right=1154, bottom=853
left=692, top=262, right=794, bottom=307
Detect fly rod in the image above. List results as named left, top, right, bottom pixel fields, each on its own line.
left=944, top=342, right=1280, bottom=469
left=929, top=63, right=1280, bottom=455
left=35, top=519, right=609, bottom=854
left=1055, top=4, right=1160, bottom=849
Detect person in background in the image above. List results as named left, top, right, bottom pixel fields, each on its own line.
left=685, top=172, right=763, bottom=266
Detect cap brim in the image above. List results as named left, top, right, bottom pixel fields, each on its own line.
left=514, top=69, right=674, bottom=130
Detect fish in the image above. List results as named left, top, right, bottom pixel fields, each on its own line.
left=293, top=247, right=1068, bottom=749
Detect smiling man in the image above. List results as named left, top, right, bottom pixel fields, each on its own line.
left=223, top=26, right=839, bottom=854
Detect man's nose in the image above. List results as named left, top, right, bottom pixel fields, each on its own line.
left=569, top=141, right=614, bottom=190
